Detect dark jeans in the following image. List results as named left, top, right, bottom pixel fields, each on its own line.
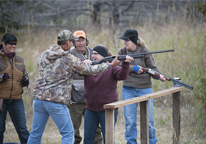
left=84, top=109, right=118, bottom=144
left=69, top=103, right=103, bottom=144
left=0, top=99, right=29, bottom=144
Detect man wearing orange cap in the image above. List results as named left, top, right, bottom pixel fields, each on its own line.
left=69, top=30, right=103, bottom=144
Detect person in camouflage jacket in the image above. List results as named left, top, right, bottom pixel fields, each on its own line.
left=27, top=30, right=121, bottom=144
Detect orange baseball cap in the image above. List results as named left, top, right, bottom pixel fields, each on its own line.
left=73, top=30, right=86, bottom=38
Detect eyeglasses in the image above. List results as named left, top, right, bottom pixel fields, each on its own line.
left=7, top=42, right=17, bottom=46
left=92, top=52, right=99, bottom=55
left=124, top=39, right=130, bottom=42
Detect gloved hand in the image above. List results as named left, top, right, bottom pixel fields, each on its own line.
left=2, top=73, right=9, bottom=80
left=21, top=77, right=29, bottom=87
left=133, top=65, right=143, bottom=74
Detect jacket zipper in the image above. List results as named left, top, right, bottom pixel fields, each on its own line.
left=9, top=58, right=13, bottom=101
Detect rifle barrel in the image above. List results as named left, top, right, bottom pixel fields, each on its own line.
left=91, top=49, right=174, bottom=65
left=166, top=77, right=194, bottom=90
left=138, top=49, right=175, bottom=55
left=142, top=68, right=193, bottom=90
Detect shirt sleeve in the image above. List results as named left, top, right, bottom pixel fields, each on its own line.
left=66, top=54, right=112, bottom=76
left=112, top=61, right=130, bottom=80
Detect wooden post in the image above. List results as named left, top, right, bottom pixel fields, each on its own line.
left=105, top=108, right=114, bottom=144
left=173, top=91, right=180, bottom=144
left=140, top=101, right=149, bottom=144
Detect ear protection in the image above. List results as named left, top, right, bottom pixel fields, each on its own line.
left=73, top=38, right=89, bottom=47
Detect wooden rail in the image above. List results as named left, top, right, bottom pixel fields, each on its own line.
left=103, top=86, right=185, bottom=144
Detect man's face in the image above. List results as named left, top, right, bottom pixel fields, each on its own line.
left=75, top=37, right=86, bottom=53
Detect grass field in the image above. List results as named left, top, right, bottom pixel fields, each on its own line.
left=1, top=17, right=206, bottom=143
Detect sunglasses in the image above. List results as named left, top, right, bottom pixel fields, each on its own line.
left=7, top=42, right=17, bottom=46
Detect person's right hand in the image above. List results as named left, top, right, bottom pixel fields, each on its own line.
left=125, top=55, right=134, bottom=63
left=133, top=65, right=143, bottom=74
left=2, top=73, right=9, bottom=80
left=111, top=54, right=121, bottom=66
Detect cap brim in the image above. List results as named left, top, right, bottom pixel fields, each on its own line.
left=119, top=36, right=129, bottom=40
left=73, top=36, right=79, bottom=40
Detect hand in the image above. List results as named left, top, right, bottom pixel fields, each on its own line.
left=2, top=73, right=9, bottom=80
left=111, top=54, right=121, bottom=66
left=133, top=65, right=143, bottom=74
left=84, top=60, right=92, bottom=64
left=159, top=74, right=166, bottom=81
left=21, top=77, right=29, bottom=87
left=125, top=55, right=134, bottom=63
left=138, top=66, right=143, bottom=74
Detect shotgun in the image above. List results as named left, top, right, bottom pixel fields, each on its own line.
left=142, top=68, right=194, bottom=90
left=91, top=49, right=174, bottom=65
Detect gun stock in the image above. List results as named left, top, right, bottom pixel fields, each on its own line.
left=142, top=68, right=194, bottom=90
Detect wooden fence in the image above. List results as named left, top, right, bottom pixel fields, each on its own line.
left=104, top=86, right=185, bottom=144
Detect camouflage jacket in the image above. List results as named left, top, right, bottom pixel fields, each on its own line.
left=33, top=45, right=111, bottom=105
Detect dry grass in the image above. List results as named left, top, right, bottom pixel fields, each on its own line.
left=2, top=17, right=206, bottom=143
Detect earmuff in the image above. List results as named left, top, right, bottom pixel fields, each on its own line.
left=73, top=37, right=89, bottom=47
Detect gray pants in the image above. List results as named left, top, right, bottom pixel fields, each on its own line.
left=69, top=103, right=103, bottom=144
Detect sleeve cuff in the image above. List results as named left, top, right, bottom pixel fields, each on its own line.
left=133, top=65, right=140, bottom=73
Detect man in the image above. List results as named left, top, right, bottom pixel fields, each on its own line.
left=69, top=30, right=103, bottom=144
left=27, top=30, right=120, bottom=144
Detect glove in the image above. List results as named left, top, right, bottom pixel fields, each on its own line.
left=21, top=77, right=29, bottom=87
left=2, top=73, right=9, bottom=80
left=133, top=65, right=140, bottom=73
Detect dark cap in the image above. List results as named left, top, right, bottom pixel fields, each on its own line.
left=93, top=46, right=108, bottom=57
left=119, top=29, right=139, bottom=44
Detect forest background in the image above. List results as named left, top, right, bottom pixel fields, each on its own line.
left=0, top=0, right=206, bottom=143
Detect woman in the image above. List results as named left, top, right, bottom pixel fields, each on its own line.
left=83, top=45, right=133, bottom=144
left=0, top=33, right=30, bottom=144
left=117, top=29, right=166, bottom=144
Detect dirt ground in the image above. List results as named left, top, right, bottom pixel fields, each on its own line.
left=3, top=106, right=205, bottom=144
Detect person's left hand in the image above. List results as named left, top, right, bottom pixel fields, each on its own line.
left=21, top=77, right=29, bottom=87
left=159, top=74, right=166, bottom=81
left=125, top=55, right=134, bottom=63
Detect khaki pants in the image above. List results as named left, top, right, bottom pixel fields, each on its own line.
left=69, top=103, right=102, bottom=144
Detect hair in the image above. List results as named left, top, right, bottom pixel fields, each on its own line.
left=96, top=44, right=113, bottom=56
left=137, top=37, right=148, bottom=48
left=57, top=40, right=67, bottom=45
left=0, top=33, right=17, bottom=49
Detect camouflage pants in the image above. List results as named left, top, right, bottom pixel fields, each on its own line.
left=69, top=103, right=103, bottom=144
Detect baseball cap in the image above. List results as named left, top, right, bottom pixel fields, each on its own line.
left=73, top=30, right=87, bottom=38
left=119, top=29, right=139, bottom=44
left=57, top=30, right=79, bottom=41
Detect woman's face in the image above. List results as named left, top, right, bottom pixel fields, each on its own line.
left=2, top=41, right=17, bottom=54
left=92, top=51, right=104, bottom=61
left=124, top=39, right=136, bottom=51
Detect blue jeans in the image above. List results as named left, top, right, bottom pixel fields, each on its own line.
left=27, top=99, right=74, bottom=144
left=0, top=99, right=30, bottom=144
left=84, top=109, right=118, bottom=144
left=122, top=87, right=157, bottom=144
